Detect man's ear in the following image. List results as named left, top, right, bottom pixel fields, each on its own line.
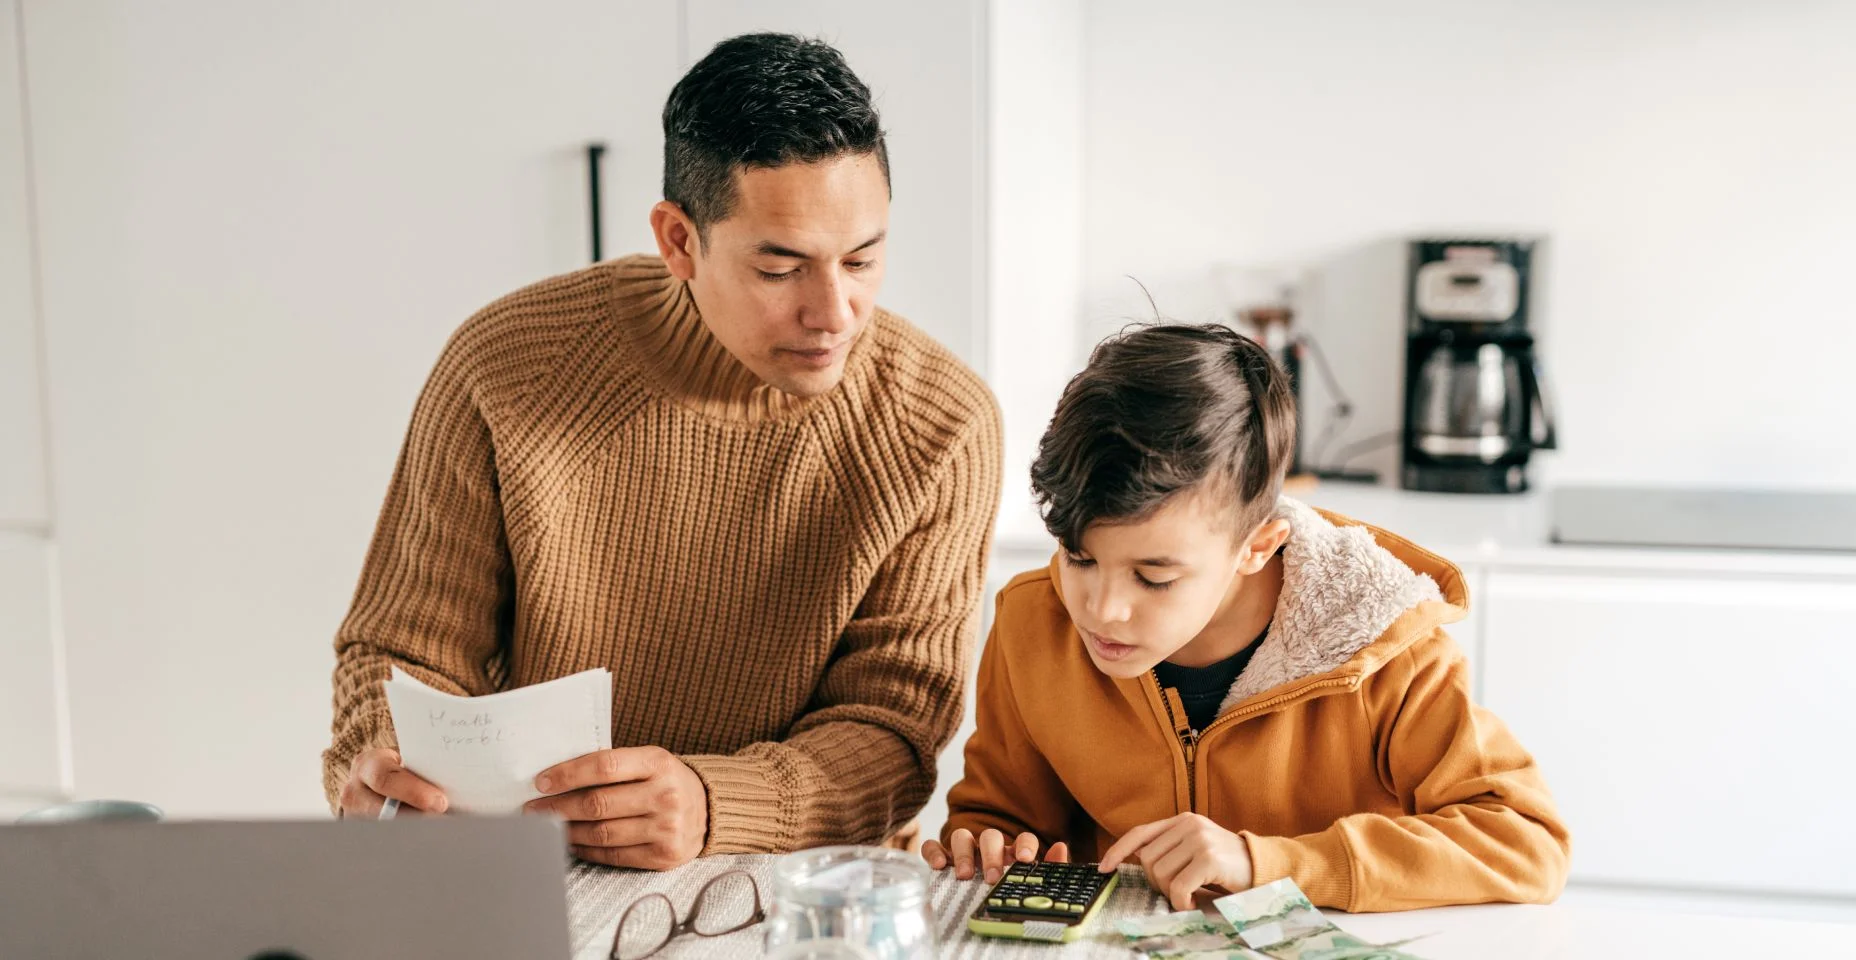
left=1238, top=518, right=1292, bottom=575
left=650, top=201, right=701, bottom=280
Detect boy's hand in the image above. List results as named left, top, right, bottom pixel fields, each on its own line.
left=1098, top=813, right=1254, bottom=910
left=922, top=828, right=1070, bottom=883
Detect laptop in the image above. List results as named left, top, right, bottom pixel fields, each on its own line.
left=0, top=816, right=573, bottom=960
left=1551, top=485, right=1856, bottom=553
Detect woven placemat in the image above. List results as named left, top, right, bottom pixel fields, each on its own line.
left=566, top=855, right=1174, bottom=958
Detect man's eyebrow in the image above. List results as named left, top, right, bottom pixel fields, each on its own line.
left=847, top=230, right=886, bottom=254
left=753, top=231, right=886, bottom=260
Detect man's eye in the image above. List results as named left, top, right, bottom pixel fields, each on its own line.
left=844, top=259, right=873, bottom=272
left=757, top=269, right=797, bottom=282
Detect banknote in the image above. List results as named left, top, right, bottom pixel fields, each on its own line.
left=1114, top=909, right=1267, bottom=959
left=1211, top=880, right=1429, bottom=960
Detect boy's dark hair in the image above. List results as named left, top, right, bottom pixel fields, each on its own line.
left=1031, top=324, right=1298, bottom=553
left=662, top=33, right=889, bottom=238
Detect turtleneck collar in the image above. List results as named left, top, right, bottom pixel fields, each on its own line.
left=606, top=255, right=870, bottom=422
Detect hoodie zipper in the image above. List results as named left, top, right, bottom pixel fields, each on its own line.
left=1150, top=672, right=1357, bottom=813
left=1154, top=675, right=1199, bottom=811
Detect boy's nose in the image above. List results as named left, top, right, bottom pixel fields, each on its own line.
left=1088, top=586, right=1133, bottom=626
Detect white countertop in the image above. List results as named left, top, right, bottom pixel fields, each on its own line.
left=1340, top=900, right=1850, bottom=959
left=995, top=483, right=1856, bottom=580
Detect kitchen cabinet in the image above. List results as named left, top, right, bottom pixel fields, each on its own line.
left=1481, top=566, right=1856, bottom=898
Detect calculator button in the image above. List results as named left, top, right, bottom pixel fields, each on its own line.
left=987, top=898, right=1002, bottom=907
left=1022, top=895, right=1054, bottom=910
left=1023, top=877, right=1042, bottom=885
left=1054, top=901, right=1070, bottom=910
left=1005, top=898, right=1021, bottom=907
left=1068, top=904, right=1085, bottom=913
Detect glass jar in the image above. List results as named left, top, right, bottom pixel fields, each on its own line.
left=763, top=846, right=936, bottom=960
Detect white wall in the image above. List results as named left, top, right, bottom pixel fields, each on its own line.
left=19, top=0, right=992, bottom=820
left=984, top=0, right=1083, bottom=544
left=911, top=0, right=1085, bottom=849
left=684, top=1, right=989, bottom=374
left=25, top=0, right=680, bottom=817
left=0, top=0, right=46, bottom=529
left=1083, top=0, right=1856, bottom=490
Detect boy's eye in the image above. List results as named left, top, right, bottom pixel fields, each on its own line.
left=1062, top=553, right=1096, bottom=568
left=1135, top=572, right=1176, bottom=592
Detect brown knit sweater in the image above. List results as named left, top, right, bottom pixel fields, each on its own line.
left=323, top=255, right=1003, bottom=853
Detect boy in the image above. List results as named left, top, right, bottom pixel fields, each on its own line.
left=923, top=324, right=1568, bottom=912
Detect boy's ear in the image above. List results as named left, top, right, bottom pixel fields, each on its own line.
left=1238, top=518, right=1292, bottom=575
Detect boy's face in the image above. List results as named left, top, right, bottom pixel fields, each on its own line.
left=1059, top=489, right=1290, bottom=680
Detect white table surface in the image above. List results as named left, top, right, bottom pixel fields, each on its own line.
left=564, top=855, right=1852, bottom=958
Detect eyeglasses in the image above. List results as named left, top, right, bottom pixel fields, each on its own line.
left=609, top=869, right=767, bottom=960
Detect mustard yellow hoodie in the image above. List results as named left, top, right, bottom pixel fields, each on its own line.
left=943, top=498, right=1570, bottom=912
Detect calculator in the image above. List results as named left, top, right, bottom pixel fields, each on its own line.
left=966, top=861, right=1120, bottom=943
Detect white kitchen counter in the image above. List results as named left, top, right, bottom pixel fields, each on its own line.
left=1297, top=482, right=1856, bottom=576
left=996, top=483, right=1856, bottom=580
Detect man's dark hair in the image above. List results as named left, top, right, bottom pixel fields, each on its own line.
left=662, top=33, right=889, bottom=238
left=1031, top=324, right=1298, bottom=553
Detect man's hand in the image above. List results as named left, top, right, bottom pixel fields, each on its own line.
left=1097, top=813, right=1254, bottom=910
left=524, top=746, right=708, bottom=870
left=338, top=747, right=448, bottom=818
left=922, top=828, right=1070, bottom=884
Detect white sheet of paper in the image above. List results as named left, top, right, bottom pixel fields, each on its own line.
left=383, top=666, right=612, bottom=814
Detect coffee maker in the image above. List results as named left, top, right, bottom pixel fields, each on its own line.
left=1401, top=238, right=1557, bottom=494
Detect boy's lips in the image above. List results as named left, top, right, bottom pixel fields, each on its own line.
left=1080, top=625, right=1138, bottom=662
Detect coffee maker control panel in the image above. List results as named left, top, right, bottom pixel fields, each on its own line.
left=1414, top=255, right=1520, bottom=324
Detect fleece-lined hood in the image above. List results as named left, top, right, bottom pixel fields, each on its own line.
left=1219, top=496, right=1468, bottom=708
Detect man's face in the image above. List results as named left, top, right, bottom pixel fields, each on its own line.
left=1058, top=489, right=1278, bottom=680
left=674, top=153, right=889, bottom=398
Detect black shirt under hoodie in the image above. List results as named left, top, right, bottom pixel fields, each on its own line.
left=1153, top=623, right=1270, bottom=732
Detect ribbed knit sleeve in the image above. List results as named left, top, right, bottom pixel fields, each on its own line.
left=320, top=326, right=514, bottom=808
left=684, top=405, right=1004, bottom=853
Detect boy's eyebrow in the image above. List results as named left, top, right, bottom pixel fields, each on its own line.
left=1135, top=556, right=1185, bottom=567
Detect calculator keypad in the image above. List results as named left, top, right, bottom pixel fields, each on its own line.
left=983, top=863, right=1109, bottom=917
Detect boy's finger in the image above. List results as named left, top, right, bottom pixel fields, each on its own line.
left=950, top=829, right=977, bottom=880
left=1045, top=841, right=1070, bottom=864
left=1132, top=821, right=1193, bottom=879
left=1013, top=832, right=1039, bottom=863
left=1168, top=859, right=1217, bottom=912
left=1098, top=819, right=1170, bottom=871
left=921, top=840, right=948, bottom=870
left=1147, top=838, right=1197, bottom=897
left=979, top=829, right=1006, bottom=883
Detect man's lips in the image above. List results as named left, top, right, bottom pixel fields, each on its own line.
left=780, top=342, right=848, bottom=368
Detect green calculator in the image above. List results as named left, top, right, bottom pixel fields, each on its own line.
left=967, top=861, right=1119, bottom=943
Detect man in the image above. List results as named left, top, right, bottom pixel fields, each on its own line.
left=323, top=33, right=1002, bottom=871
